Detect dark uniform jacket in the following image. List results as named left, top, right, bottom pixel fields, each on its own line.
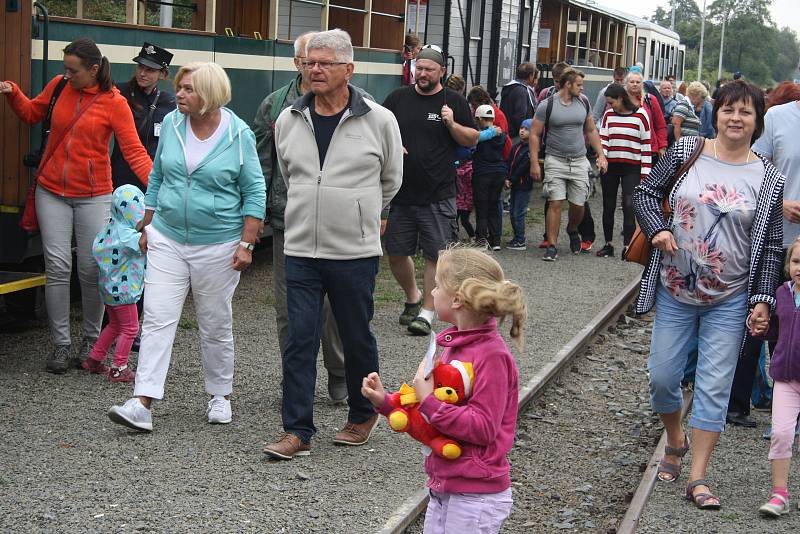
left=111, top=81, right=175, bottom=190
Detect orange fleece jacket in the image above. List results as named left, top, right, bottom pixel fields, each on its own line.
left=4, top=75, right=152, bottom=197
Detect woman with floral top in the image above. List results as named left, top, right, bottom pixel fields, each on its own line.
left=632, top=81, right=785, bottom=510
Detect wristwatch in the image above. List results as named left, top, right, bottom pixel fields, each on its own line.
left=239, top=241, right=255, bottom=251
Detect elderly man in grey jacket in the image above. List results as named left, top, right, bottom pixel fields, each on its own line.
left=263, top=29, right=403, bottom=460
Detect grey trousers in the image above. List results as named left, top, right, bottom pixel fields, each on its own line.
left=272, top=229, right=345, bottom=377
left=36, top=185, right=111, bottom=346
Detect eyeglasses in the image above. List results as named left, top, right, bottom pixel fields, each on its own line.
left=301, top=60, right=348, bottom=70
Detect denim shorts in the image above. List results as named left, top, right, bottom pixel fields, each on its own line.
left=648, top=285, right=748, bottom=432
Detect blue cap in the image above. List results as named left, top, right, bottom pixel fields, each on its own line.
left=521, top=119, right=532, bottom=130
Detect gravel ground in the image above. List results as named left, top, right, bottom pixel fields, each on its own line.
left=637, top=396, right=800, bottom=532
left=0, top=186, right=644, bottom=533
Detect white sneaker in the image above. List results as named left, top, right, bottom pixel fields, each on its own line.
left=108, top=398, right=152, bottom=432
left=207, top=396, right=232, bottom=424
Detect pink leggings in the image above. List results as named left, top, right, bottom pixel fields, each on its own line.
left=769, top=380, right=800, bottom=460
left=88, top=303, right=139, bottom=368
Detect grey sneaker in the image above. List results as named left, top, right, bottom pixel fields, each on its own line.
left=206, top=396, right=232, bottom=424
left=543, top=245, right=558, bottom=262
left=328, top=372, right=348, bottom=404
left=74, top=337, right=97, bottom=368
left=46, top=345, right=72, bottom=374
left=108, top=398, right=153, bottom=432
left=399, top=297, right=423, bottom=326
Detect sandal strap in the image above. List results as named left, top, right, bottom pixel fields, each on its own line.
left=657, top=458, right=681, bottom=479
left=770, top=493, right=789, bottom=505
left=664, top=432, right=690, bottom=457
left=686, top=479, right=711, bottom=492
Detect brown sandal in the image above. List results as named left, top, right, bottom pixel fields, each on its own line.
left=657, top=432, right=690, bottom=483
left=685, top=479, right=721, bottom=510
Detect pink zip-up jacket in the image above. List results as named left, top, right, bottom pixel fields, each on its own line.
left=381, top=319, right=519, bottom=494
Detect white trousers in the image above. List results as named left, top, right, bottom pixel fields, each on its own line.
left=134, top=225, right=241, bottom=400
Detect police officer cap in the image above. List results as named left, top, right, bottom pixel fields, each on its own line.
left=133, top=42, right=173, bottom=70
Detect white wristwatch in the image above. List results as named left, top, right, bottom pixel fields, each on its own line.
left=239, top=241, right=255, bottom=251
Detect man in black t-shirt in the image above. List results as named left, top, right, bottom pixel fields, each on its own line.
left=382, top=45, right=478, bottom=336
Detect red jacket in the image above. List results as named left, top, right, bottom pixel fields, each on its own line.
left=640, top=93, right=668, bottom=153
left=4, top=75, right=152, bottom=197
left=491, top=104, right=513, bottom=159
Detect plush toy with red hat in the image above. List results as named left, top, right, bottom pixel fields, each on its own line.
left=382, top=359, right=474, bottom=459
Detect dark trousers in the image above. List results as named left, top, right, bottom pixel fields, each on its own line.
left=472, top=172, right=505, bottom=245
left=542, top=201, right=595, bottom=242
left=727, top=247, right=787, bottom=415
left=458, top=209, right=475, bottom=238
left=283, top=255, right=380, bottom=443
left=600, top=168, right=640, bottom=245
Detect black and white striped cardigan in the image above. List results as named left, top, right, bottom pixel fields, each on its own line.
left=632, top=136, right=785, bottom=316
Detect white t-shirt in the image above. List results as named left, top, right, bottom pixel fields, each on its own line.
left=752, top=101, right=800, bottom=246
left=185, top=109, right=231, bottom=175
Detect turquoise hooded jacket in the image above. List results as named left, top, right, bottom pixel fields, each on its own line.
left=93, top=185, right=146, bottom=306
left=144, top=108, right=266, bottom=245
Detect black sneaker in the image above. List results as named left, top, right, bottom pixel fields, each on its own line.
left=568, top=232, right=581, bottom=254
left=46, top=345, right=71, bottom=374
left=596, top=244, right=615, bottom=258
left=543, top=245, right=558, bottom=262
left=506, top=240, right=527, bottom=251
left=399, top=298, right=423, bottom=326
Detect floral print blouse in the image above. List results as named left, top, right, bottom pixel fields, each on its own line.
left=660, top=154, right=765, bottom=305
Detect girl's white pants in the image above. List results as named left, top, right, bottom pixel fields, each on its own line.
left=133, top=225, right=241, bottom=400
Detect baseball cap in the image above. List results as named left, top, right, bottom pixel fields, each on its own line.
left=475, top=104, right=495, bottom=119
left=416, top=44, right=446, bottom=66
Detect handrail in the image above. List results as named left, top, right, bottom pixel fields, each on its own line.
left=32, top=1, right=49, bottom=92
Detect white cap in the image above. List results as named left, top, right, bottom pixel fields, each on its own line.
left=474, top=104, right=495, bottom=119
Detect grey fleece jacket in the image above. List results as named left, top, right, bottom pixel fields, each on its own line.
left=252, top=75, right=374, bottom=230
left=274, top=86, right=403, bottom=260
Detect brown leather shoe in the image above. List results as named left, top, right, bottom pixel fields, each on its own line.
left=263, top=433, right=311, bottom=460
left=333, top=414, right=379, bottom=446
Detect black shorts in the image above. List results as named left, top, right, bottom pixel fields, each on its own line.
left=385, top=198, right=458, bottom=261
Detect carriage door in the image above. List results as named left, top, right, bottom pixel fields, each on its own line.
left=1, top=1, right=32, bottom=211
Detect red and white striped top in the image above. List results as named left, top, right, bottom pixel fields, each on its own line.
left=600, top=108, right=652, bottom=179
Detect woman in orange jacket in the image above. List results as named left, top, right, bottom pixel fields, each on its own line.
left=1, top=38, right=152, bottom=374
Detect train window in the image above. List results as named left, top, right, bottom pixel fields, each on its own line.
left=636, top=37, right=646, bottom=65
left=48, top=0, right=197, bottom=30
left=566, top=7, right=578, bottom=63
left=577, top=11, right=589, bottom=65
left=470, top=0, right=482, bottom=39
left=522, top=0, right=532, bottom=49
left=278, top=0, right=323, bottom=40
left=328, top=0, right=367, bottom=47
left=372, top=0, right=406, bottom=50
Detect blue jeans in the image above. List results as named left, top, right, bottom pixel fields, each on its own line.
left=509, top=188, right=532, bottom=243
left=283, top=256, right=380, bottom=443
left=648, top=285, right=748, bottom=432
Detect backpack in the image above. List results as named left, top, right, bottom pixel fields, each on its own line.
left=539, top=92, right=591, bottom=159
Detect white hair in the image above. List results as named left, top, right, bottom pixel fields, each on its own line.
left=625, top=71, right=643, bottom=84
left=307, top=29, right=354, bottom=63
left=293, top=32, right=316, bottom=58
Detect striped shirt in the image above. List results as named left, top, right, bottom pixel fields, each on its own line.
left=671, top=100, right=701, bottom=138
left=600, top=108, right=652, bottom=179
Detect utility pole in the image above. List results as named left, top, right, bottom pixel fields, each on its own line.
left=698, top=0, right=707, bottom=81
left=671, top=1, right=676, bottom=30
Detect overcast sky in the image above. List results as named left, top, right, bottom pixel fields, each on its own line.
left=596, top=0, right=800, bottom=35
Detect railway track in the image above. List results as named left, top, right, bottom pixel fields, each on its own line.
left=377, top=277, right=650, bottom=533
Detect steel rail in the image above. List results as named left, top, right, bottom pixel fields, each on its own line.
left=376, top=276, right=643, bottom=534
left=617, top=389, right=694, bottom=533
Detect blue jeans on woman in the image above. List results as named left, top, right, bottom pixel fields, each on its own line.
left=509, top=188, right=532, bottom=244
left=648, top=285, right=748, bottom=432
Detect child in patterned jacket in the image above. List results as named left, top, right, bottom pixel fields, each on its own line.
left=82, top=185, right=146, bottom=382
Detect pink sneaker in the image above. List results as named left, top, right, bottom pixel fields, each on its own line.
left=81, top=357, right=109, bottom=374
left=108, top=366, right=136, bottom=383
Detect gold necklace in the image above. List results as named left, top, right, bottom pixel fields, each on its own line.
left=713, top=139, right=752, bottom=163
